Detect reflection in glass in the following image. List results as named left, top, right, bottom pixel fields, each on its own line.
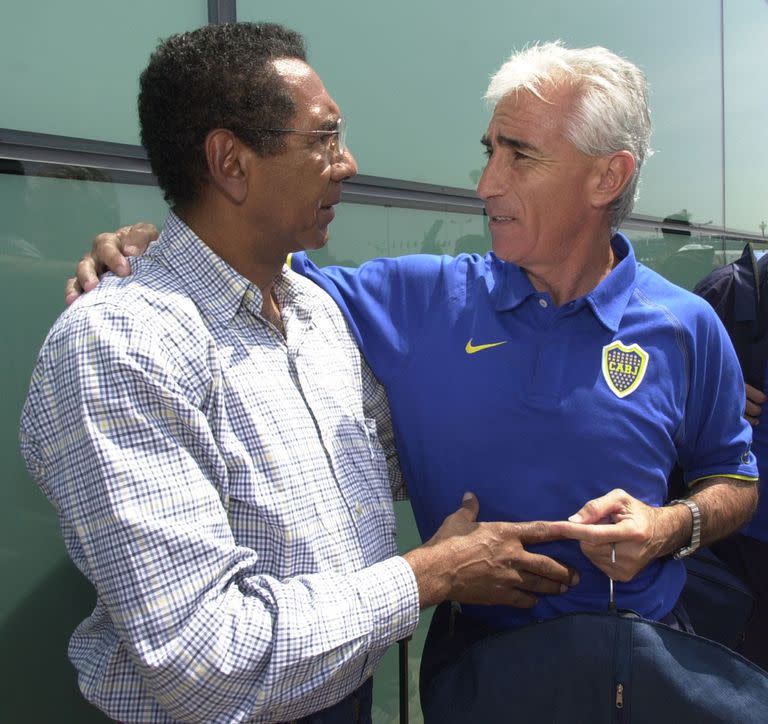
left=309, top=203, right=490, bottom=268
left=241, top=0, right=725, bottom=225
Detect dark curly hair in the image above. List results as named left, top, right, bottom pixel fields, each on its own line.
left=138, top=22, right=307, bottom=207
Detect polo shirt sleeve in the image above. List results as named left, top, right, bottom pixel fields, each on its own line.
left=290, top=252, right=447, bottom=384
left=677, top=303, right=759, bottom=486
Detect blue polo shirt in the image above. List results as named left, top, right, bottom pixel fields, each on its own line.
left=291, top=234, right=758, bottom=629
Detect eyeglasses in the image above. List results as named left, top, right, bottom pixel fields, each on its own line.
left=257, top=117, right=347, bottom=160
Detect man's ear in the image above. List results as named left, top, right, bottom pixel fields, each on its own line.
left=592, top=151, right=636, bottom=210
left=204, top=129, right=251, bottom=205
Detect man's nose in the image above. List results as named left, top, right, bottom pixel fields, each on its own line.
left=333, top=147, right=357, bottom=181
left=476, top=159, right=502, bottom=200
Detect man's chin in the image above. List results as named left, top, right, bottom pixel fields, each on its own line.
left=490, top=234, right=526, bottom=265
left=299, top=229, right=330, bottom=252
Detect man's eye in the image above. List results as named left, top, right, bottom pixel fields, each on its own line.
left=513, top=151, right=528, bottom=161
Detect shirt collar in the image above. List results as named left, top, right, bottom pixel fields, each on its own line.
left=585, top=233, right=637, bottom=332
left=492, top=233, right=637, bottom=332
left=150, top=211, right=295, bottom=325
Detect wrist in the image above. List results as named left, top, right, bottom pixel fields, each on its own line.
left=402, top=542, right=453, bottom=609
left=668, top=498, right=702, bottom=559
left=650, top=503, right=693, bottom=559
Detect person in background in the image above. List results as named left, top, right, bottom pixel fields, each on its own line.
left=693, top=246, right=768, bottom=669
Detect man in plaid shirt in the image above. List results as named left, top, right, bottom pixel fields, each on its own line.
left=23, top=23, right=577, bottom=723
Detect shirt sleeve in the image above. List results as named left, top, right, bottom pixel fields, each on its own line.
left=20, top=303, right=419, bottom=722
left=289, top=252, right=449, bottom=386
left=676, top=303, right=759, bottom=486
left=361, top=357, right=407, bottom=500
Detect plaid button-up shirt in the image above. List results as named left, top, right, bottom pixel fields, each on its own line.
left=20, top=213, right=419, bottom=723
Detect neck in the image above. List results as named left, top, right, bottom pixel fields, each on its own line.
left=525, top=227, right=618, bottom=307
left=177, top=202, right=286, bottom=298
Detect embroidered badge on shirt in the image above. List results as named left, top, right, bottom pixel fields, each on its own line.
left=602, top=340, right=649, bottom=398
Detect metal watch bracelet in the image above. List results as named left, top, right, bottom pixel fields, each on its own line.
left=669, top=498, right=702, bottom=559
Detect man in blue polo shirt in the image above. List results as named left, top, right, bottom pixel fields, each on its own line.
left=68, top=41, right=758, bottom=708
left=290, top=40, right=757, bottom=632
left=294, top=45, right=759, bottom=695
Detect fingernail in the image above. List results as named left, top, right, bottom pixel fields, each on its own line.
left=568, top=513, right=583, bottom=523
left=462, top=492, right=473, bottom=502
left=571, top=573, right=580, bottom=585
left=117, top=262, right=131, bottom=276
left=560, top=584, right=568, bottom=593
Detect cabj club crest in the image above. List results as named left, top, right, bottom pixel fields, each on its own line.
left=602, top=340, right=649, bottom=398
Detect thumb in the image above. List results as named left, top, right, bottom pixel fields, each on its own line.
left=457, top=491, right=479, bottom=521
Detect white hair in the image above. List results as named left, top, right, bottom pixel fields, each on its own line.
left=485, top=41, right=652, bottom=230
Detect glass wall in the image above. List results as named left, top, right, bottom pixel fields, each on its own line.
left=0, top=171, right=169, bottom=722
left=723, top=0, right=768, bottom=237
left=240, top=0, right=767, bottom=242
left=0, top=0, right=208, bottom=143
left=241, top=0, right=728, bottom=226
left=1, top=2, right=767, bottom=723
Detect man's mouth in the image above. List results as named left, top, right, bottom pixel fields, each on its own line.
left=319, top=197, right=340, bottom=212
left=489, top=215, right=516, bottom=222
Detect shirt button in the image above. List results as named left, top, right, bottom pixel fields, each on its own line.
left=538, top=298, right=548, bottom=308
left=355, top=502, right=364, bottom=517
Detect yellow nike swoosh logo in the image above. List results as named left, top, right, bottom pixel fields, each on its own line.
left=465, top=338, right=508, bottom=354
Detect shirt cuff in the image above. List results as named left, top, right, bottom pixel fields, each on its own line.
left=354, top=556, right=420, bottom=649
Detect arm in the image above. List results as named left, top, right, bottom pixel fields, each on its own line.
left=556, top=302, right=759, bottom=582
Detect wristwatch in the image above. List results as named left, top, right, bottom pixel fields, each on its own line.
left=669, top=498, right=702, bottom=559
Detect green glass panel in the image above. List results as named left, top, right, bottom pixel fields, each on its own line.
left=724, top=0, right=768, bottom=237
left=625, top=226, right=727, bottom=291
left=0, top=0, right=207, bottom=143
left=241, top=0, right=724, bottom=225
left=310, top=202, right=490, bottom=268
left=0, top=171, right=167, bottom=722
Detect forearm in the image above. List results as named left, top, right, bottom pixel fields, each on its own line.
left=689, top=476, right=758, bottom=546
left=131, top=556, right=419, bottom=721
left=66, top=464, right=419, bottom=720
left=402, top=539, right=455, bottom=608
left=652, top=477, right=758, bottom=557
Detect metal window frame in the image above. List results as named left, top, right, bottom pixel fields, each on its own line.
left=1, top=127, right=766, bottom=244
left=208, top=0, right=236, bottom=24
